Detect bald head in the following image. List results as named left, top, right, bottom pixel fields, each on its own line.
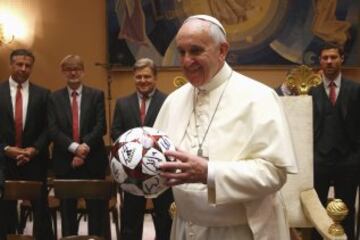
left=175, top=15, right=229, bottom=87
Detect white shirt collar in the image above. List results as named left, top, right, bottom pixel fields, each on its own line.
left=9, top=76, right=29, bottom=89
left=137, top=89, right=156, bottom=99
left=323, top=73, right=341, bottom=88
left=67, top=85, right=83, bottom=96
left=198, top=63, right=232, bottom=92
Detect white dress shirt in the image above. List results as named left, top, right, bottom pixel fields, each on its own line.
left=9, top=77, right=29, bottom=129
left=67, top=85, right=86, bottom=153
left=323, top=73, right=341, bottom=101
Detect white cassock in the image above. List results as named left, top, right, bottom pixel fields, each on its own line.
left=154, top=63, right=298, bottom=240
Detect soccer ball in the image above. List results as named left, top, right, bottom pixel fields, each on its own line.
left=109, top=127, right=176, bottom=198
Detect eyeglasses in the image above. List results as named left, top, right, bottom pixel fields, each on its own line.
left=63, top=67, right=83, bottom=72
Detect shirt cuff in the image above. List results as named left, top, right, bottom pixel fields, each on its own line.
left=68, top=142, right=80, bottom=153
left=207, top=161, right=215, bottom=188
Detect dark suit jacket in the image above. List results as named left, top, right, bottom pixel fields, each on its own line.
left=0, top=80, right=50, bottom=181
left=310, top=78, right=360, bottom=167
left=275, top=86, right=284, bottom=96
left=48, top=85, right=107, bottom=177
left=111, top=89, right=167, bottom=141
left=0, top=152, right=4, bottom=197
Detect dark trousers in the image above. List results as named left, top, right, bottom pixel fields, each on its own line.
left=0, top=184, right=54, bottom=240
left=121, top=188, right=173, bottom=240
left=60, top=198, right=108, bottom=237
left=58, top=168, right=109, bottom=238
left=313, top=150, right=358, bottom=240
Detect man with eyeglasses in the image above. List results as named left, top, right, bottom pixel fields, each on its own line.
left=48, top=55, right=109, bottom=238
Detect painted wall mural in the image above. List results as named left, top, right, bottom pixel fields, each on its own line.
left=107, top=0, right=359, bottom=67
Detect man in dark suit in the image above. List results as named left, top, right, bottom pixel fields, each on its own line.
left=48, top=55, right=108, bottom=238
left=111, top=58, right=173, bottom=240
left=0, top=49, right=53, bottom=240
left=310, top=43, right=360, bottom=239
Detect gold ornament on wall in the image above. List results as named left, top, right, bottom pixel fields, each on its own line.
left=173, top=76, right=187, bottom=88
left=285, top=65, right=322, bottom=95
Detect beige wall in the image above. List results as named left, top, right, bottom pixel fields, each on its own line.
left=0, top=0, right=359, bottom=143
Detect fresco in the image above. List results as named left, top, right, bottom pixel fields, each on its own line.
left=107, top=0, right=359, bottom=67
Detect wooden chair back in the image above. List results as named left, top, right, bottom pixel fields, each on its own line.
left=3, top=181, right=42, bottom=240
left=53, top=179, right=112, bottom=200
left=59, top=235, right=104, bottom=240
left=3, top=180, right=42, bottom=200
left=6, top=234, right=34, bottom=240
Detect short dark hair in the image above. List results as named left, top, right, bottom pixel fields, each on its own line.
left=10, top=49, right=35, bottom=63
left=133, top=58, right=157, bottom=76
left=319, top=42, right=344, bottom=57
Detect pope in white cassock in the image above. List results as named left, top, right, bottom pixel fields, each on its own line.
left=154, top=15, right=298, bottom=240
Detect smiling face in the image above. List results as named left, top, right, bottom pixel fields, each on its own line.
left=176, top=20, right=229, bottom=87
left=10, top=55, right=34, bottom=84
left=134, top=66, right=156, bottom=96
left=319, top=48, right=343, bottom=81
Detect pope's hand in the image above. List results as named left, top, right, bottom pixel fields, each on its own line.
left=159, top=150, right=208, bottom=186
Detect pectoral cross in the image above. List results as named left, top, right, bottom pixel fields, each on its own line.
left=197, top=148, right=203, bottom=157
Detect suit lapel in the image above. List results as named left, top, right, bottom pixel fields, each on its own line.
left=145, top=90, right=159, bottom=125
left=130, top=93, right=141, bottom=125
left=313, top=85, right=326, bottom=115
left=3, top=81, right=14, bottom=121
left=60, top=88, right=72, bottom=128
left=24, top=83, right=34, bottom=131
left=338, top=78, right=349, bottom=119
left=80, top=86, right=90, bottom=135
left=312, top=85, right=326, bottom=133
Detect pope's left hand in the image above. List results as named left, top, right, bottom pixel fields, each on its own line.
left=159, top=150, right=208, bottom=186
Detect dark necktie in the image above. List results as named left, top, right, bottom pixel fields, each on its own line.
left=329, top=81, right=337, bottom=106
left=72, top=91, right=80, bottom=142
left=140, top=95, right=147, bottom=125
left=15, top=83, right=23, bottom=147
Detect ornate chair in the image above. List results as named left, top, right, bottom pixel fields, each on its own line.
left=281, top=66, right=348, bottom=240
left=280, top=96, right=347, bottom=240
